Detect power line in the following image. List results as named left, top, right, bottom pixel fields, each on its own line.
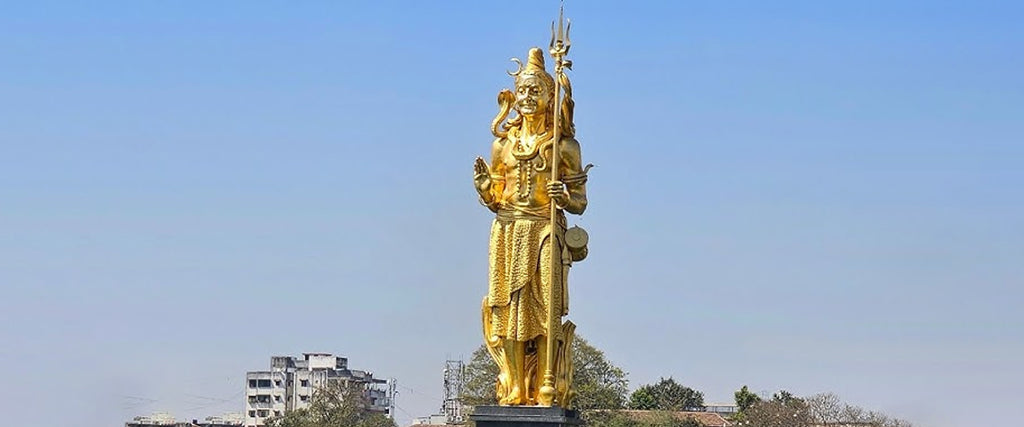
left=397, top=385, right=442, bottom=403
left=394, top=403, right=415, bottom=420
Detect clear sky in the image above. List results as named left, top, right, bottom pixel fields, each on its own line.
left=1, top=1, right=1021, bottom=426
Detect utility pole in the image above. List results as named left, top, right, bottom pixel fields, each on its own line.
left=387, top=378, right=397, bottom=420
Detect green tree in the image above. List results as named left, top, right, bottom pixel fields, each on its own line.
left=462, top=335, right=629, bottom=410
left=572, top=336, right=629, bottom=410
left=627, top=377, right=704, bottom=411
left=265, top=381, right=396, bottom=427
left=462, top=345, right=499, bottom=407
left=628, top=387, right=658, bottom=410
left=734, top=385, right=761, bottom=413
left=771, top=390, right=798, bottom=405
left=742, top=390, right=810, bottom=427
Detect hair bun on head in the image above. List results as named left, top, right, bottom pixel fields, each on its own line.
left=515, top=47, right=555, bottom=92
left=526, top=47, right=546, bottom=71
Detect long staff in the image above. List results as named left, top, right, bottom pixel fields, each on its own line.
left=539, top=3, right=571, bottom=407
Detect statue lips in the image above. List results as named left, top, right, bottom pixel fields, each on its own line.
left=519, top=100, right=538, bottom=113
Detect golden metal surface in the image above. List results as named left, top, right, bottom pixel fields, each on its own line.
left=473, top=4, right=590, bottom=408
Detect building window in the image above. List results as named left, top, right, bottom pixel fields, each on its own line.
left=274, top=395, right=282, bottom=402
left=257, top=379, right=272, bottom=388
left=248, top=396, right=257, bottom=403
left=257, top=410, right=269, bottom=418
left=299, top=395, right=309, bottom=402
left=300, top=379, right=309, bottom=387
left=248, top=411, right=256, bottom=417
left=274, top=380, right=282, bottom=386
left=248, top=380, right=258, bottom=388
left=274, top=411, right=282, bottom=417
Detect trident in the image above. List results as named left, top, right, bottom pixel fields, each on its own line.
left=538, top=1, right=571, bottom=408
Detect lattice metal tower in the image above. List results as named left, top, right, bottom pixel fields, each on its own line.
left=387, top=378, right=397, bottom=420
left=441, top=360, right=466, bottom=424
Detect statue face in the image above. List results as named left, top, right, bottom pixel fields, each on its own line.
left=515, top=76, right=551, bottom=117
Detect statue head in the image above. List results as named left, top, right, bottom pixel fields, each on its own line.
left=511, top=47, right=555, bottom=118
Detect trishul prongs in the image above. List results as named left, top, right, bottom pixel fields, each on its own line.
left=549, top=2, right=571, bottom=66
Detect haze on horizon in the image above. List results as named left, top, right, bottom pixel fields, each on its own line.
left=1, top=2, right=1021, bottom=427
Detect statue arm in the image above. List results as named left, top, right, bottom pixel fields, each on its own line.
left=559, top=137, right=588, bottom=215
left=476, top=138, right=506, bottom=212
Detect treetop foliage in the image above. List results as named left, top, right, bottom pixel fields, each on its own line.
left=734, top=388, right=913, bottom=427
left=461, top=335, right=629, bottom=410
left=264, top=381, right=396, bottom=427
left=628, top=377, right=705, bottom=411
left=733, top=385, right=761, bottom=413
left=804, top=392, right=913, bottom=427
left=462, top=337, right=913, bottom=427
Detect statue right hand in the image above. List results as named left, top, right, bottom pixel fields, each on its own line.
left=473, top=157, right=492, bottom=194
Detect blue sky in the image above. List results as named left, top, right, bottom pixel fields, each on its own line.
left=1, top=1, right=1021, bottom=426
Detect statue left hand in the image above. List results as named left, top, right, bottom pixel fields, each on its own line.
left=547, top=181, right=569, bottom=208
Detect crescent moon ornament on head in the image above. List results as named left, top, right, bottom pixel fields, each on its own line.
left=507, top=58, right=523, bottom=77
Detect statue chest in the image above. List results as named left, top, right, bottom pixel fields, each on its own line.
left=500, top=143, right=553, bottom=204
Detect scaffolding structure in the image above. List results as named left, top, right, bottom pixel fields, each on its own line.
left=440, top=360, right=466, bottom=424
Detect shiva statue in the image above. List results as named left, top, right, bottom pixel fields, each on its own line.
left=473, top=34, right=591, bottom=408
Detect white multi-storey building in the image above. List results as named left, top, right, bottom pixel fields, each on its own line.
left=126, top=412, right=243, bottom=427
left=244, top=353, right=391, bottom=427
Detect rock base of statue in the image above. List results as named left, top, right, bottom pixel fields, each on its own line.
left=470, top=406, right=584, bottom=427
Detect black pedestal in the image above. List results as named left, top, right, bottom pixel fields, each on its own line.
left=470, top=406, right=584, bottom=427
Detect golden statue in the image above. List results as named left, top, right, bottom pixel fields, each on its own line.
left=473, top=9, right=590, bottom=408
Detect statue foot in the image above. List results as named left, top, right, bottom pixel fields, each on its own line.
left=500, top=386, right=525, bottom=405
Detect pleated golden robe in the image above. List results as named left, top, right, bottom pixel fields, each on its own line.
left=488, top=210, right=567, bottom=342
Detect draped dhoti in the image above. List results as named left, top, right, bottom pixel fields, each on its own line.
left=487, top=211, right=567, bottom=343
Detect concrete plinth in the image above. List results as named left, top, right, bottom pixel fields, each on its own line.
left=470, top=406, right=584, bottom=427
